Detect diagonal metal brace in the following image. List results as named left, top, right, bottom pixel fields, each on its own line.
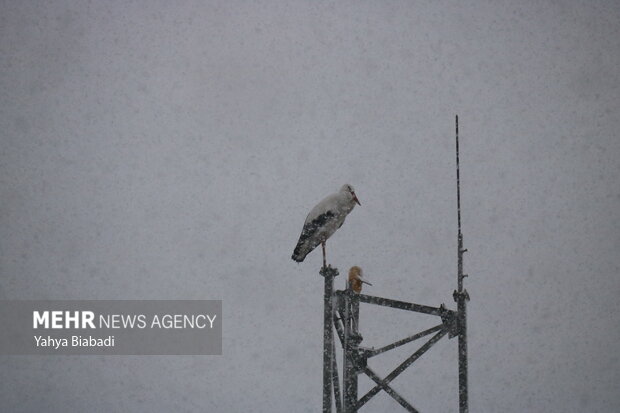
left=361, top=366, right=419, bottom=412
left=357, top=328, right=449, bottom=409
left=363, top=324, right=445, bottom=358
left=333, top=313, right=345, bottom=346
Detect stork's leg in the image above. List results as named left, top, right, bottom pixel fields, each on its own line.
left=322, top=241, right=326, bottom=268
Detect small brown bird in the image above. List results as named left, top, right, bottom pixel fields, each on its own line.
left=348, top=266, right=372, bottom=294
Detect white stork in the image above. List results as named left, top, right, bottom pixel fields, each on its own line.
left=292, top=184, right=361, bottom=267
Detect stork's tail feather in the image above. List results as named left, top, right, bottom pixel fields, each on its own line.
left=292, top=243, right=307, bottom=262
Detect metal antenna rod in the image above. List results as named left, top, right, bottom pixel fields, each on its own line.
left=456, top=115, right=462, bottom=240
left=456, top=115, right=464, bottom=292
left=454, top=114, right=469, bottom=413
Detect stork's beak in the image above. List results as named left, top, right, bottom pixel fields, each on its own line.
left=358, top=275, right=372, bottom=286
left=353, top=192, right=361, bottom=206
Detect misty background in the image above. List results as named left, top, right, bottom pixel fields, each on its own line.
left=1, top=1, right=619, bottom=412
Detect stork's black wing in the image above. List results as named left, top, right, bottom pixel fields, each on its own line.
left=292, top=211, right=335, bottom=261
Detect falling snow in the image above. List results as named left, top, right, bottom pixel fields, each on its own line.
left=1, top=1, right=619, bottom=412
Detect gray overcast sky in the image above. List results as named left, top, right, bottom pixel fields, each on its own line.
left=1, top=1, right=619, bottom=412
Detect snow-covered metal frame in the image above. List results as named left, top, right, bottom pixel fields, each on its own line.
left=321, top=273, right=457, bottom=413
left=319, top=116, right=469, bottom=412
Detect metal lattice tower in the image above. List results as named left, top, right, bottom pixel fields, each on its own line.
left=319, top=116, right=470, bottom=412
